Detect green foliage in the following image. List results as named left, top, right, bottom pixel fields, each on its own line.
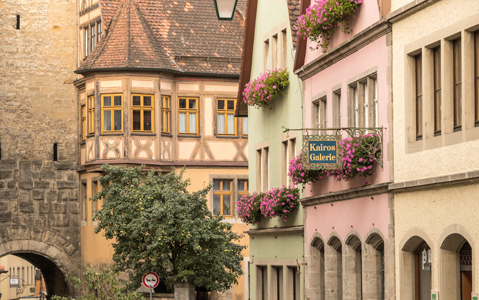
left=51, top=266, right=143, bottom=300
left=92, top=165, right=246, bottom=293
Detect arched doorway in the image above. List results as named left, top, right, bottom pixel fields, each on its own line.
left=441, top=233, right=473, bottom=300
left=0, top=240, right=80, bottom=299
left=401, top=236, right=432, bottom=300
left=345, top=234, right=362, bottom=299
left=365, top=232, right=385, bottom=300
left=0, top=253, right=69, bottom=299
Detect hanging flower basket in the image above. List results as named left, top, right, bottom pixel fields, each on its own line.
left=288, top=150, right=325, bottom=185
left=260, top=187, right=300, bottom=222
left=297, top=0, right=362, bottom=53
left=237, top=187, right=299, bottom=224
left=237, top=192, right=264, bottom=224
left=243, top=67, right=289, bottom=109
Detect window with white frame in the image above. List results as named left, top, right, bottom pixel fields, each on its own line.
left=348, top=74, right=378, bottom=128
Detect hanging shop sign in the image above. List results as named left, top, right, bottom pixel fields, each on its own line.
left=303, top=134, right=342, bottom=170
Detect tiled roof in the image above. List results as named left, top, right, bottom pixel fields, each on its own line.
left=78, top=0, right=246, bottom=75
left=287, top=0, right=301, bottom=49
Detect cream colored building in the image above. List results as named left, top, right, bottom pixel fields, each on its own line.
left=389, top=0, right=479, bottom=299
left=0, top=255, right=43, bottom=300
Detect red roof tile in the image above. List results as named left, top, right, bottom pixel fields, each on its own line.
left=78, top=0, right=246, bottom=76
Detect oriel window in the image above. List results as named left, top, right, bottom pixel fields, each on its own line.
left=217, top=99, right=237, bottom=135
left=101, top=94, right=123, bottom=133
left=213, top=180, right=233, bottom=218
left=88, top=96, right=95, bottom=134
left=132, top=94, right=154, bottom=133
left=453, top=38, right=462, bottom=131
left=81, top=104, right=86, bottom=141
left=433, top=47, right=441, bottom=135
left=178, top=97, right=198, bottom=135
left=415, top=54, right=423, bottom=140
left=474, top=31, right=479, bottom=125
left=161, top=96, right=171, bottom=134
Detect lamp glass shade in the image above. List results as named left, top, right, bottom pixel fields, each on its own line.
left=214, top=0, right=238, bottom=20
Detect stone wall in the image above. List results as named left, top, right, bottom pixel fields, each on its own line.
left=0, top=0, right=81, bottom=291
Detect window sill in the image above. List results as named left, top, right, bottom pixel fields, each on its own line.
left=131, top=133, right=156, bottom=136
left=178, top=134, right=201, bottom=138
left=86, top=134, right=95, bottom=138
left=100, top=132, right=123, bottom=136
left=215, top=135, right=240, bottom=139
left=80, top=141, right=86, bottom=146
left=161, top=133, right=173, bottom=137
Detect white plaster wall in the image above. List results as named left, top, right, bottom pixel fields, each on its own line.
left=392, top=0, right=479, bottom=182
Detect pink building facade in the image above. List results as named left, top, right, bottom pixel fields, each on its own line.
left=294, top=0, right=394, bottom=299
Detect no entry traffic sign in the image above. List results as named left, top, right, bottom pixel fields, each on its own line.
left=142, top=272, right=160, bottom=289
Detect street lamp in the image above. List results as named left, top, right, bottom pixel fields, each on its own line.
left=213, top=0, right=238, bottom=20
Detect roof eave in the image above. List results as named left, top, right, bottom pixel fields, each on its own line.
left=235, top=0, right=258, bottom=117
left=74, top=67, right=240, bottom=78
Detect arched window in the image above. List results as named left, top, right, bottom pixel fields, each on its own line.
left=365, top=233, right=385, bottom=299
left=308, top=237, right=325, bottom=300
left=441, top=233, right=472, bottom=300
left=345, top=235, right=362, bottom=299
left=401, top=236, right=431, bottom=300
left=327, top=236, right=343, bottom=300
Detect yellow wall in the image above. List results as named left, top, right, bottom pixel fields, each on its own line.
left=81, top=166, right=250, bottom=298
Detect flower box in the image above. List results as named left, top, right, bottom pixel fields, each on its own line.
left=297, top=0, right=362, bottom=53
left=243, top=67, right=289, bottom=109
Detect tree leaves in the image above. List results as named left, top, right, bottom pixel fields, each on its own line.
left=91, top=165, right=246, bottom=292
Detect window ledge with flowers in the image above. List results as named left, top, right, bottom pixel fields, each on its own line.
left=297, top=0, right=363, bottom=53
left=288, top=131, right=382, bottom=186
left=243, top=67, right=289, bottom=110
left=237, top=186, right=300, bottom=225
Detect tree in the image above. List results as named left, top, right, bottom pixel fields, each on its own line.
left=51, top=265, right=143, bottom=300
left=92, top=165, right=245, bottom=294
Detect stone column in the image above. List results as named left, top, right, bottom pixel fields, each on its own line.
left=174, top=281, right=195, bottom=300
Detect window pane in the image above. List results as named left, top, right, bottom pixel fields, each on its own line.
left=179, top=113, right=187, bottom=133
left=144, top=110, right=152, bottom=131
left=114, top=110, right=122, bottom=130
left=227, top=100, right=235, bottom=110
left=213, top=180, right=221, bottom=191
left=213, top=195, right=221, bottom=215
left=133, top=110, right=141, bottom=131
left=243, top=117, right=248, bottom=135
left=144, top=96, right=152, bottom=107
left=227, top=114, right=235, bottom=134
left=189, top=113, right=196, bottom=133
left=132, top=96, right=141, bottom=106
left=103, top=96, right=111, bottom=107
left=114, top=96, right=122, bottom=106
left=218, top=100, right=225, bottom=110
left=189, top=99, right=196, bottom=109
left=218, top=114, right=225, bottom=134
left=104, top=111, right=111, bottom=131
left=179, top=99, right=187, bottom=109
left=238, top=180, right=245, bottom=191
left=223, top=195, right=231, bottom=216
left=223, top=180, right=231, bottom=191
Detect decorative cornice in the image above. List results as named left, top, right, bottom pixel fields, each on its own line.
left=82, top=159, right=248, bottom=169
left=387, top=0, right=441, bottom=24
left=295, top=19, right=391, bottom=80
left=245, top=225, right=304, bottom=236
left=299, top=182, right=390, bottom=207
left=389, top=170, right=479, bottom=193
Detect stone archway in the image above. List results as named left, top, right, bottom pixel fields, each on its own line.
left=0, top=239, right=81, bottom=299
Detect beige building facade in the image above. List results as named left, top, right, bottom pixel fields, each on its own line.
left=389, top=0, right=479, bottom=299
